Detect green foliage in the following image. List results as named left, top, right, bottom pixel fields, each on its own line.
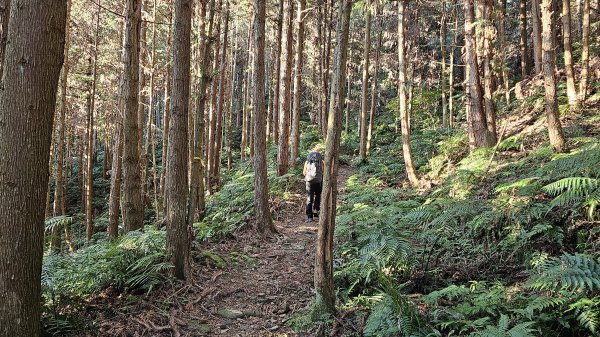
left=468, top=315, right=536, bottom=337
left=543, top=177, right=600, bottom=219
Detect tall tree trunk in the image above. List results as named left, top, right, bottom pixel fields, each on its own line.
left=51, top=0, right=72, bottom=252
left=207, top=2, right=222, bottom=192
left=146, top=0, right=159, bottom=218
left=0, top=0, right=67, bottom=335
left=290, top=0, right=306, bottom=167
left=359, top=0, right=371, bottom=159
left=519, top=0, right=530, bottom=77
left=121, top=0, right=144, bottom=232
left=253, top=0, right=275, bottom=234
left=277, top=0, right=293, bottom=176
left=213, top=4, right=229, bottom=182
left=578, top=0, right=590, bottom=101
left=108, top=127, right=123, bottom=240
left=314, top=0, right=352, bottom=317
left=189, top=0, right=215, bottom=223
left=272, top=0, right=284, bottom=144
left=562, top=0, right=578, bottom=107
left=160, top=5, right=173, bottom=216
left=398, top=0, right=419, bottom=187
left=532, top=0, right=543, bottom=74
left=440, top=3, right=448, bottom=127
left=464, top=0, right=493, bottom=149
left=499, top=0, right=510, bottom=104
left=166, top=0, right=192, bottom=281
left=321, top=1, right=334, bottom=137
left=86, top=0, right=101, bottom=240
left=481, top=0, right=497, bottom=144
left=541, top=0, right=567, bottom=152
left=449, top=2, right=458, bottom=128
left=367, top=28, right=382, bottom=155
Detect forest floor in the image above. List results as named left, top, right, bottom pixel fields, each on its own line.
left=81, top=165, right=355, bottom=337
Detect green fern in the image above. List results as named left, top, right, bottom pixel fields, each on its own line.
left=527, top=253, right=600, bottom=291
left=469, top=315, right=536, bottom=337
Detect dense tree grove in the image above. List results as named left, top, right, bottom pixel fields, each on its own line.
left=0, top=0, right=598, bottom=335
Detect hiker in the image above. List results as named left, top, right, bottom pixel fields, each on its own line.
left=303, top=148, right=325, bottom=222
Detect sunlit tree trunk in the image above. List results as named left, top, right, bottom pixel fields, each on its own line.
left=166, top=0, right=192, bottom=281
left=291, top=0, right=306, bottom=167
left=464, top=0, right=493, bottom=149
left=0, top=0, right=67, bottom=334
left=480, top=0, right=497, bottom=144
left=498, top=0, right=510, bottom=104
left=160, top=5, right=173, bottom=214
left=272, top=0, right=284, bottom=144
left=440, top=3, right=448, bottom=127
left=277, top=0, right=293, bottom=176
left=189, top=0, right=215, bottom=223
left=532, top=0, right=543, bottom=74
left=359, top=0, right=371, bottom=159
left=541, top=0, right=567, bottom=152
left=562, top=0, right=578, bottom=107
left=367, top=28, right=382, bottom=155
left=314, top=0, right=352, bottom=317
left=519, top=0, right=530, bottom=77
left=108, top=126, right=123, bottom=240
left=578, top=0, right=589, bottom=102
left=213, top=4, right=229, bottom=182
left=398, top=0, right=419, bottom=187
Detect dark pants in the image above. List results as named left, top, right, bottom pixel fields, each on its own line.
left=306, top=180, right=322, bottom=219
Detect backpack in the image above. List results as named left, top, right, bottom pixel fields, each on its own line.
left=305, top=152, right=323, bottom=183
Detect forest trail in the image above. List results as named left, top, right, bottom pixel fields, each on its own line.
left=95, top=165, right=355, bottom=337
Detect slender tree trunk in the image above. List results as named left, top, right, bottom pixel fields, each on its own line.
left=322, top=1, right=334, bottom=137
left=207, top=3, right=222, bottom=192
left=314, top=0, right=352, bottom=317
left=166, top=0, right=192, bottom=281
left=541, top=0, right=567, bottom=152
left=253, top=0, right=275, bottom=234
left=0, top=1, right=67, bottom=335
left=532, top=0, right=543, bottom=74
left=277, top=0, right=294, bottom=176
left=449, top=2, right=458, bottom=128
left=121, top=0, right=144, bottom=232
left=367, top=29, right=382, bottom=155
left=398, top=0, right=419, bottom=187
left=464, top=0, right=493, bottom=149
left=108, top=127, right=123, bottom=240
left=440, top=4, right=448, bottom=128
left=499, top=0, right=510, bottom=104
left=146, top=0, right=159, bottom=217
left=562, top=0, right=578, bottom=107
left=578, top=0, right=590, bottom=101
left=213, top=5, right=229, bottom=182
left=189, top=0, right=215, bottom=223
left=481, top=1, right=497, bottom=144
left=51, top=0, right=72, bottom=252
left=291, top=0, right=306, bottom=167
left=160, top=5, right=173, bottom=216
left=359, top=0, right=371, bottom=159
left=272, top=0, right=284, bottom=144
left=519, top=0, right=530, bottom=77
left=86, top=0, right=101, bottom=240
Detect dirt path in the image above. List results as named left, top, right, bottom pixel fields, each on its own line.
left=90, top=165, right=354, bottom=337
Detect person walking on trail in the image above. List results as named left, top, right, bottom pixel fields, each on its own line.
left=303, top=147, right=324, bottom=222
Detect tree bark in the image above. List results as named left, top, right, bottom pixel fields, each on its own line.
left=562, top=0, right=578, bottom=107
left=519, top=0, right=530, bottom=77
left=189, top=0, right=216, bottom=224
left=532, top=0, right=543, bottom=74
left=367, top=28, right=382, bottom=155
left=314, top=0, right=352, bottom=317
left=0, top=0, right=67, bottom=335
left=253, top=0, right=275, bottom=234
left=51, top=0, right=72, bottom=252
left=108, top=126, right=123, bottom=240
left=291, top=0, right=306, bottom=167
left=481, top=0, right=497, bottom=144
left=440, top=3, right=448, bottom=127
left=464, top=0, right=493, bottom=149
left=359, top=0, right=371, bottom=159
left=160, top=5, right=173, bottom=216
left=121, top=0, right=144, bottom=232
left=398, top=0, right=419, bottom=187
left=166, top=0, right=192, bottom=280
left=213, top=4, right=229, bottom=181
left=272, top=0, right=284, bottom=144
left=277, top=0, right=294, bottom=176
left=541, top=0, right=567, bottom=152
left=578, top=0, right=590, bottom=101
left=0, top=0, right=10, bottom=79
